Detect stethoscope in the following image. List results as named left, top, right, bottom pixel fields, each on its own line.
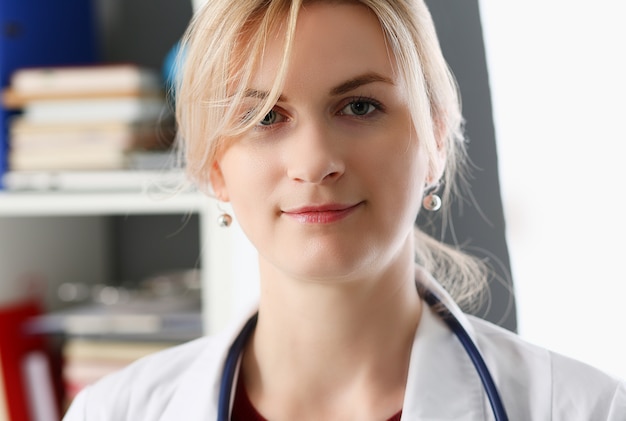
left=217, top=284, right=509, bottom=421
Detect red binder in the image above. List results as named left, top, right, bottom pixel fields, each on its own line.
left=0, top=300, right=61, bottom=421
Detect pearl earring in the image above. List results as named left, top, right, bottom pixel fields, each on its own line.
left=217, top=213, right=232, bottom=227
left=422, top=193, right=442, bottom=211
left=422, top=181, right=442, bottom=212
left=216, top=202, right=232, bottom=227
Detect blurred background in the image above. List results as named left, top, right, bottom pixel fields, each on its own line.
left=479, top=0, right=626, bottom=379
left=0, top=1, right=624, bottom=419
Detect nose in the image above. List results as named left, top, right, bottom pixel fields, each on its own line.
left=286, top=120, right=345, bottom=184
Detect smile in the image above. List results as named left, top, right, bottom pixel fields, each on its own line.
left=281, top=202, right=363, bottom=224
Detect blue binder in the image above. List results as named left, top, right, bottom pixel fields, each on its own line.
left=0, top=0, right=97, bottom=188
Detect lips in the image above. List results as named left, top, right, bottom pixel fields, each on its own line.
left=282, top=202, right=362, bottom=224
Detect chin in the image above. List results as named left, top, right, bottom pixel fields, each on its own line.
left=283, top=252, right=372, bottom=284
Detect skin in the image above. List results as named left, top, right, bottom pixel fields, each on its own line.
left=210, top=3, right=443, bottom=420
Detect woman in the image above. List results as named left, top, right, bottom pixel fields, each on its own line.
left=64, top=0, right=626, bottom=419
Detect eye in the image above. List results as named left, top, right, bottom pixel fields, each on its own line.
left=258, top=109, right=285, bottom=126
left=339, top=98, right=383, bottom=117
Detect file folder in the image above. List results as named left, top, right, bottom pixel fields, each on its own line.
left=0, top=0, right=97, bottom=188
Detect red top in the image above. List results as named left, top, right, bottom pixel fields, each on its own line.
left=231, top=372, right=402, bottom=421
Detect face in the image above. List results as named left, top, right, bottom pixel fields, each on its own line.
left=211, top=2, right=436, bottom=282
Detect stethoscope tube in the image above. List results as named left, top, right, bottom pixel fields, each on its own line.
left=217, top=313, right=258, bottom=421
left=421, top=288, right=509, bottom=421
left=217, top=287, right=509, bottom=421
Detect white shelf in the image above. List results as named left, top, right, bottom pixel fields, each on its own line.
left=0, top=190, right=210, bottom=216
left=0, top=188, right=256, bottom=335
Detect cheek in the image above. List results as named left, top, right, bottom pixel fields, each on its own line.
left=407, top=141, right=429, bottom=185
left=374, top=126, right=428, bottom=183
left=218, top=146, right=282, bottom=214
left=384, top=139, right=429, bottom=215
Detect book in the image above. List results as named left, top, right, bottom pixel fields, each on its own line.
left=7, top=116, right=175, bottom=172
left=62, top=339, right=176, bottom=407
left=26, top=291, right=203, bottom=339
left=6, top=113, right=174, bottom=173
left=9, top=147, right=138, bottom=171
left=22, top=282, right=202, bottom=410
left=21, top=96, right=168, bottom=125
left=2, top=65, right=172, bottom=175
left=0, top=300, right=62, bottom=421
left=2, top=64, right=162, bottom=108
left=9, top=118, right=173, bottom=152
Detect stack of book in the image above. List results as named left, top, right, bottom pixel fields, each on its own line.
left=62, top=339, right=176, bottom=410
left=1, top=64, right=177, bottom=190
left=56, top=297, right=201, bottom=410
left=26, top=270, right=203, bottom=411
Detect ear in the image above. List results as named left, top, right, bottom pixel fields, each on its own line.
left=209, top=161, right=230, bottom=202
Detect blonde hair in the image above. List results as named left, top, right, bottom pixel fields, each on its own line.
left=175, top=0, right=487, bottom=308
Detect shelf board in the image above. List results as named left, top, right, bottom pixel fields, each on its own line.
left=0, top=190, right=210, bottom=216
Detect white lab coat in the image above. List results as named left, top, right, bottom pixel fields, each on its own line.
left=63, top=270, right=626, bottom=420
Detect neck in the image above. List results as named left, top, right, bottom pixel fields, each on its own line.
left=242, top=245, right=421, bottom=420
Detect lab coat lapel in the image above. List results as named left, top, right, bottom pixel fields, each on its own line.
left=401, top=304, right=488, bottom=420
left=400, top=269, right=490, bottom=420
left=161, top=306, right=258, bottom=419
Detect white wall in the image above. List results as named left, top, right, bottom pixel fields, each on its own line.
left=479, top=1, right=626, bottom=378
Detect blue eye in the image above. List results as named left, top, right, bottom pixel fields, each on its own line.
left=348, top=101, right=373, bottom=115
left=260, top=110, right=279, bottom=126
left=340, top=98, right=382, bottom=117
left=259, top=110, right=276, bottom=126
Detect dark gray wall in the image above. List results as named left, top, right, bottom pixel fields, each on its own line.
left=423, top=0, right=516, bottom=331
left=93, top=0, right=193, bottom=71
left=109, top=214, right=200, bottom=286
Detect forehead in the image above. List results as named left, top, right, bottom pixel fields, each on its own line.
left=250, top=2, right=397, bottom=93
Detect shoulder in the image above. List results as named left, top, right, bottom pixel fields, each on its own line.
left=63, top=333, right=229, bottom=420
left=467, top=315, right=626, bottom=419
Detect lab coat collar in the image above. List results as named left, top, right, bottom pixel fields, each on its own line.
left=166, top=267, right=489, bottom=420
left=161, top=306, right=260, bottom=418
left=403, top=268, right=488, bottom=420
left=414, top=266, right=478, bottom=341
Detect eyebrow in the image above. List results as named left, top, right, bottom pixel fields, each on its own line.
left=243, top=89, right=275, bottom=100
left=330, top=72, right=394, bottom=96
left=244, top=72, right=394, bottom=103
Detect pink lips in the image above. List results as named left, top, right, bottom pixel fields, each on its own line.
left=282, top=203, right=362, bottom=224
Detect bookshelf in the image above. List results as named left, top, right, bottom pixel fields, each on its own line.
left=0, top=190, right=204, bottom=216
left=0, top=176, right=261, bottom=416
left=0, top=0, right=240, bottom=416
left=0, top=187, right=259, bottom=335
